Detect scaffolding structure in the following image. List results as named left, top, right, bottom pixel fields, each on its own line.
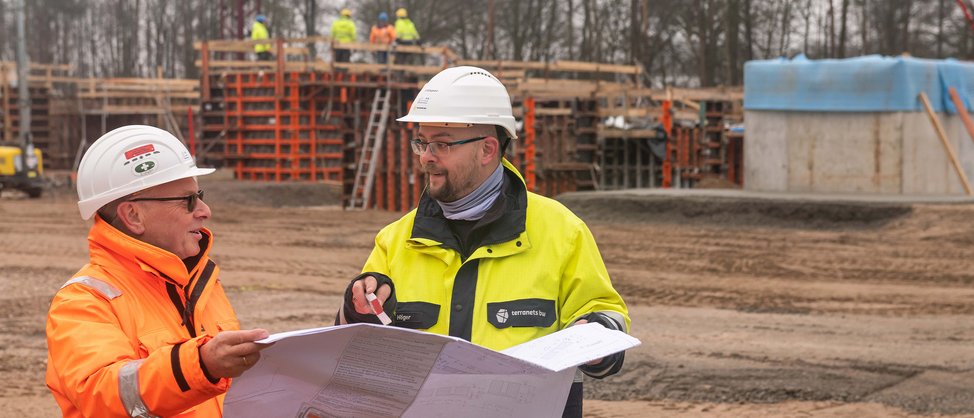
left=0, top=62, right=61, bottom=153
left=2, top=37, right=745, bottom=210
left=0, top=61, right=200, bottom=171
left=195, top=37, right=747, bottom=210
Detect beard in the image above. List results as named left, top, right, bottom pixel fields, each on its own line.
left=425, top=166, right=458, bottom=202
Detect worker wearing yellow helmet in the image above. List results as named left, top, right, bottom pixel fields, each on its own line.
left=331, top=8, right=357, bottom=63
left=393, top=8, right=421, bottom=65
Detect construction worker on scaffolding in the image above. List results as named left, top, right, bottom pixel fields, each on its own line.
left=46, top=125, right=270, bottom=417
left=393, top=8, right=421, bottom=65
left=369, top=12, right=396, bottom=65
left=331, top=8, right=357, bottom=63
left=251, top=14, right=272, bottom=61
left=336, top=66, right=631, bottom=418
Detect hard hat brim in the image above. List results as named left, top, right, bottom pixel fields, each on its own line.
left=78, top=166, right=215, bottom=221
left=396, top=114, right=518, bottom=140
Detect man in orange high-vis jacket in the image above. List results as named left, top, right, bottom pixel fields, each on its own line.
left=46, top=125, right=270, bottom=418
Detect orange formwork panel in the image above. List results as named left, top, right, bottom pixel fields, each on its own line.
left=215, top=71, right=348, bottom=182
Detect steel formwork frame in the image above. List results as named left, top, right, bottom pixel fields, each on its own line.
left=216, top=71, right=353, bottom=182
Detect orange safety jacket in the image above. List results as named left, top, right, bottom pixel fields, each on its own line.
left=370, top=24, right=396, bottom=45
left=46, top=216, right=241, bottom=418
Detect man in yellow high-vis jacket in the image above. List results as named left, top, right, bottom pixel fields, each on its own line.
left=337, top=67, right=631, bottom=418
left=330, top=8, right=357, bottom=63
left=251, top=15, right=271, bottom=61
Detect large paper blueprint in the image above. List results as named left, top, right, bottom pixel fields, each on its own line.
left=224, top=322, right=640, bottom=418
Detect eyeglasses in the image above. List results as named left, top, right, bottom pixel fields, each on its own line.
left=410, top=136, right=487, bottom=156
left=128, top=190, right=205, bottom=212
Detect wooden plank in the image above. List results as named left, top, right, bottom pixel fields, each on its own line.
left=596, top=86, right=743, bottom=102
left=597, top=127, right=659, bottom=138
left=948, top=87, right=974, bottom=147
left=195, top=37, right=452, bottom=56
left=919, top=91, right=973, bottom=195
left=548, top=60, right=640, bottom=75
left=457, top=60, right=549, bottom=70
left=78, top=91, right=199, bottom=99
left=457, top=59, right=639, bottom=75
left=545, top=162, right=595, bottom=171
left=194, top=60, right=279, bottom=69
left=99, top=78, right=200, bottom=87
left=596, top=108, right=656, bottom=118
left=535, top=108, right=573, bottom=116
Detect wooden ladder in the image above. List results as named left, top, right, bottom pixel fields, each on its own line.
left=347, top=89, right=392, bottom=210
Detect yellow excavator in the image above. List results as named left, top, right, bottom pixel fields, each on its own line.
left=0, top=143, right=43, bottom=198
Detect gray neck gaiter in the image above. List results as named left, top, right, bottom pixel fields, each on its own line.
left=437, top=163, right=504, bottom=221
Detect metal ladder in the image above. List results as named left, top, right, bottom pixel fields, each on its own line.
left=347, top=89, right=392, bottom=210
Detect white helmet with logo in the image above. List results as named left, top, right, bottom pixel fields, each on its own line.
left=397, top=66, right=517, bottom=140
left=76, top=125, right=214, bottom=220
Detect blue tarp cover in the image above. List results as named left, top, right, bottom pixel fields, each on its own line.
left=744, top=55, right=974, bottom=114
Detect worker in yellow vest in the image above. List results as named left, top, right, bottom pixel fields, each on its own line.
left=393, top=8, right=421, bottom=65
left=331, top=8, right=357, bottom=63
left=251, top=15, right=271, bottom=61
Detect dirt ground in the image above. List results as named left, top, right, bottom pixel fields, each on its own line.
left=1, top=172, right=972, bottom=417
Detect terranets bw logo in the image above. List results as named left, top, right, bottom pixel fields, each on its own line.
left=496, top=308, right=546, bottom=324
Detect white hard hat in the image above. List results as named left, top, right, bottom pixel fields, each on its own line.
left=397, top=66, right=517, bottom=140
left=76, top=125, right=214, bottom=220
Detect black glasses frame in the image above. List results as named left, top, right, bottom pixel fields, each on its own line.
left=410, top=136, right=488, bottom=156
left=128, top=190, right=205, bottom=212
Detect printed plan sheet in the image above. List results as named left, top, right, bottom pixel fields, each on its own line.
left=224, top=322, right=640, bottom=418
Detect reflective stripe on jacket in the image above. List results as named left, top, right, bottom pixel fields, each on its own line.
left=370, top=24, right=396, bottom=45
left=394, top=18, right=419, bottom=41
left=46, top=216, right=240, bottom=418
left=362, top=159, right=630, bottom=351
left=331, top=17, right=357, bottom=43
left=251, top=22, right=270, bottom=53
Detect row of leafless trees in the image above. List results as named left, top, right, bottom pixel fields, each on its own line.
left=1, top=0, right=973, bottom=86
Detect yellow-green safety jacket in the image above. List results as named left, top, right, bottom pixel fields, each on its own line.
left=362, top=159, right=629, bottom=351
left=394, top=18, right=420, bottom=41
left=251, top=21, right=270, bottom=53
left=331, top=16, right=357, bottom=43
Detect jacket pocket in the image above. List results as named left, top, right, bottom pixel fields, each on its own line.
left=487, top=298, right=557, bottom=329
left=137, top=329, right=179, bottom=357
left=394, top=301, right=440, bottom=330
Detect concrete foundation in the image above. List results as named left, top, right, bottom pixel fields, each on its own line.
left=744, top=111, right=974, bottom=195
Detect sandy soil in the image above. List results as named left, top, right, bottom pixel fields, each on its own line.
left=1, top=173, right=972, bottom=417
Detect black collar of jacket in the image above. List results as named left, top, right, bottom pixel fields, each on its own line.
left=411, top=165, right=527, bottom=252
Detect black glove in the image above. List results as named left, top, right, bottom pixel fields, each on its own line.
left=336, top=272, right=397, bottom=325
left=576, top=312, right=626, bottom=378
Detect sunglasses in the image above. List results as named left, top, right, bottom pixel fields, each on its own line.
left=128, top=190, right=205, bottom=212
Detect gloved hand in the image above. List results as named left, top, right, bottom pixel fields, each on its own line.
left=574, top=312, right=626, bottom=378
left=337, top=272, right=396, bottom=325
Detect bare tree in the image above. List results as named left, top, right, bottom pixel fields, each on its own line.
left=838, top=0, right=850, bottom=57
left=2, top=0, right=974, bottom=87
